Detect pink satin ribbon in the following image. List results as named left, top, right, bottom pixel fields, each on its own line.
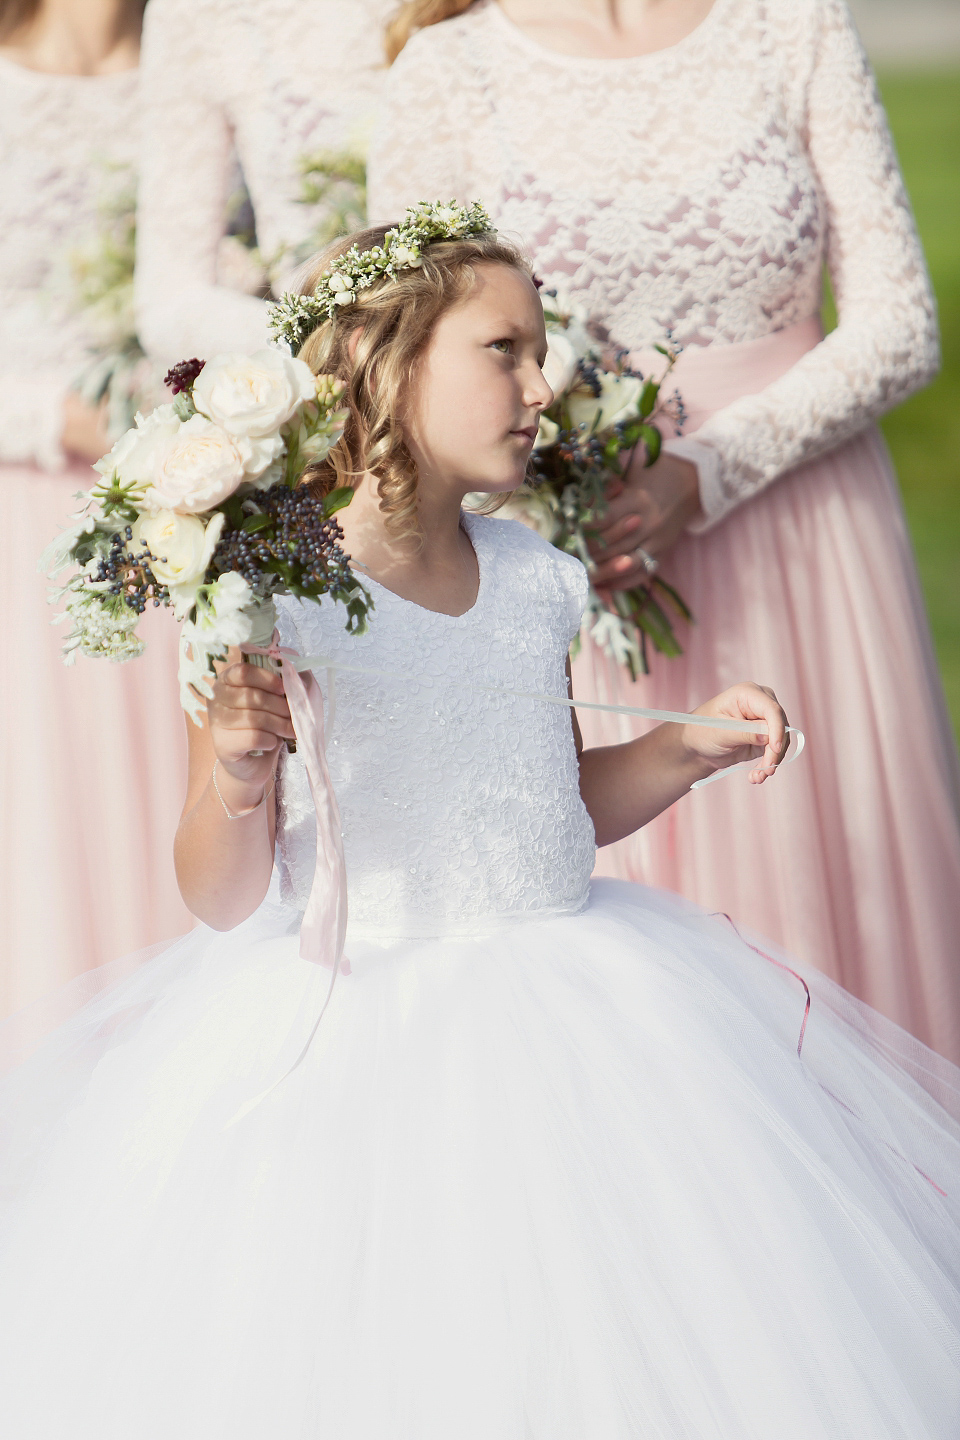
left=246, top=642, right=348, bottom=974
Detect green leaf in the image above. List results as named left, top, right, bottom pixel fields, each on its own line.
left=637, top=423, right=661, bottom=466
left=639, top=380, right=659, bottom=418
left=242, top=513, right=274, bottom=534
left=323, top=486, right=356, bottom=516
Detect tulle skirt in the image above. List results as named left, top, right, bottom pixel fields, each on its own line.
left=1, top=880, right=958, bottom=1438
left=576, top=323, right=960, bottom=1062
left=0, top=460, right=193, bottom=1019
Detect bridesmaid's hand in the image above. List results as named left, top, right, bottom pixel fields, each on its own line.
left=61, top=391, right=111, bottom=463
left=206, top=650, right=295, bottom=792
left=682, top=684, right=789, bottom=785
left=588, top=449, right=702, bottom=590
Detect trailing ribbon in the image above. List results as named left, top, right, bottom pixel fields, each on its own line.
left=227, top=642, right=805, bottom=1123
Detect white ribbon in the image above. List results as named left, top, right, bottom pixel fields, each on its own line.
left=283, top=651, right=806, bottom=789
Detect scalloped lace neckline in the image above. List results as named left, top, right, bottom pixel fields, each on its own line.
left=352, top=512, right=487, bottom=621
left=486, top=0, right=730, bottom=70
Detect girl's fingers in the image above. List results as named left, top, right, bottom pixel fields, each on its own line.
left=219, top=661, right=287, bottom=695
left=214, top=685, right=293, bottom=720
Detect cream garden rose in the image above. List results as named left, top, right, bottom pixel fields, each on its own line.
left=566, top=372, right=643, bottom=436
left=192, top=349, right=317, bottom=440
left=142, top=414, right=253, bottom=513
left=540, top=331, right=580, bottom=398
left=134, top=509, right=225, bottom=617
left=94, top=404, right=182, bottom=492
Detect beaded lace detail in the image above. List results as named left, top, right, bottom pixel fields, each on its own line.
left=135, top=0, right=393, bottom=366
left=368, top=0, right=938, bottom=527
left=0, top=59, right=138, bottom=470
left=275, top=515, right=595, bottom=937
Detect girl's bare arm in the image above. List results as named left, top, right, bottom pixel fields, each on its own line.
left=174, top=656, right=296, bottom=930
left=572, top=665, right=789, bottom=846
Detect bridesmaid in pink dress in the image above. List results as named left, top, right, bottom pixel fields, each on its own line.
left=369, top=0, right=960, bottom=1060
left=0, top=0, right=191, bottom=1019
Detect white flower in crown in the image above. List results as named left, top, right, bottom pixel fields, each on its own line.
left=267, top=199, right=494, bottom=352
left=192, top=350, right=317, bottom=440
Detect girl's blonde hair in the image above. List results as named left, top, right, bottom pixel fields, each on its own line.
left=385, top=0, right=476, bottom=63
left=298, top=224, right=531, bottom=539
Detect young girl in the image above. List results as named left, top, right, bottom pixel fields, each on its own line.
left=1, top=217, right=958, bottom=1439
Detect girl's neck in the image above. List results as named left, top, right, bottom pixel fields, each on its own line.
left=0, top=0, right=141, bottom=76
left=496, top=0, right=717, bottom=59
left=337, top=475, right=481, bottom=620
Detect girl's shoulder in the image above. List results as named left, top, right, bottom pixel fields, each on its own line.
left=466, top=512, right=588, bottom=642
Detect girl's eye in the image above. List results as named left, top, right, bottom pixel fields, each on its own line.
left=490, top=339, right=513, bottom=355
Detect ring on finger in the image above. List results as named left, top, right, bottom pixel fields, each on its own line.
left=634, top=545, right=659, bottom=576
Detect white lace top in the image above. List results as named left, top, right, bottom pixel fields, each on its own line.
left=275, top=515, right=595, bottom=938
left=135, top=0, right=393, bottom=368
left=368, top=0, right=938, bottom=529
left=0, top=58, right=138, bottom=470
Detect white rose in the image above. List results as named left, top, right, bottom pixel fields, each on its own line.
left=327, top=273, right=354, bottom=293
left=93, top=404, right=182, bottom=489
left=566, top=372, right=643, bottom=436
left=192, top=349, right=317, bottom=440
left=143, top=414, right=249, bottom=513
left=541, top=330, right=579, bottom=398
left=533, top=415, right=560, bottom=451
left=134, top=510, right=225, bottom=618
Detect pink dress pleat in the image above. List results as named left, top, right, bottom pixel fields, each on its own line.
left=578, top=324, right=960, bottom=1060
left=0, top=461, right=193, bottom=1019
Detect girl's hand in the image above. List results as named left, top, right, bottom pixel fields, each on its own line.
left=589, top=450, right=702, bottom=591
left=206, top=650, right=296, bottom=791
left=682, top=683, right=789, bottom=785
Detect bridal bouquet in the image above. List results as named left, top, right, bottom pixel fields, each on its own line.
left=502, top=294, right=691, bottom=679
left=42, top=350, right=372, bottom=721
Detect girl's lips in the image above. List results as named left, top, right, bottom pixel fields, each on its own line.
left=511, top=427, right=538, bottom=444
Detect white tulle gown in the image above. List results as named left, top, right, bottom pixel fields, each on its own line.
left=1, top=515, right=959, bottom=1439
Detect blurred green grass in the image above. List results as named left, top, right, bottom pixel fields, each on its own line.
left=874, top=72, right=960, bottom=737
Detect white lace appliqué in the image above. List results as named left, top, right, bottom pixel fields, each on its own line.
left=368, top=0, right=938, bottom=528
left=275, top=516, right=596, bottom=938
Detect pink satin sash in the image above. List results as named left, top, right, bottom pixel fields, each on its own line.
left=634, top=314, right=824, bottom=435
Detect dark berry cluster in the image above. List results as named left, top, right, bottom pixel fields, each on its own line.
left=164, top=358, right=206, bottom=394
left=211, top=485, right=355, bottom=602
left=88, top=527, right=168, bottom=614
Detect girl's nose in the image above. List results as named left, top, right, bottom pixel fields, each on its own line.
left=527, top=364, right=554, bottom=412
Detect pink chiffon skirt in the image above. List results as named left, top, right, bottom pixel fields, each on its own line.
left=1, top=460, right=193, bottom=1020
left=574, top=317, right=960, bottom=1063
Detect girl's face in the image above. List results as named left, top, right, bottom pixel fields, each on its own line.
left=406, top=263, right=553, bottom=497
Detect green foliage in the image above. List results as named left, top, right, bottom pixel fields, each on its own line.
left=877, top=70, right=960, bottom=738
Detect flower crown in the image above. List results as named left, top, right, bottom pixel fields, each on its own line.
left=267, top=199, right=495, bottom=353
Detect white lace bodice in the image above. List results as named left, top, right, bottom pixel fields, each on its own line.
left=0, top=58, right=138, bottom=470
left=368, top=0, right=938, bottom=528
left=135, top=0, right=393, bottom=368
left=275, top=515, right=595, bottom=938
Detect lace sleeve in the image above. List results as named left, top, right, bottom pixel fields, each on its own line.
left=134, top=0, right=270, bottom=367
left=680, top=0, right=938, bottom=531
left=367, top=27, right=491, bottom=223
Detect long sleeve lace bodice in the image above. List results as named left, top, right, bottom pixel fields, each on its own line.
left=368, top=0, right=938, bottom=528
left=0, top=58, right=138, bottom=470
left=135, top=0, right=393, bottom=368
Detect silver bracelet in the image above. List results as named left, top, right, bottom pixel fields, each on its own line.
left=211, top=760, right=274, bottom=821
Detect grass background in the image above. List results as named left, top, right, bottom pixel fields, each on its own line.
left=871, top=72, right=960, bottom=737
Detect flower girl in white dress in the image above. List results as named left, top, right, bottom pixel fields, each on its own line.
left=1, top=218, right=958, bottom=1440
